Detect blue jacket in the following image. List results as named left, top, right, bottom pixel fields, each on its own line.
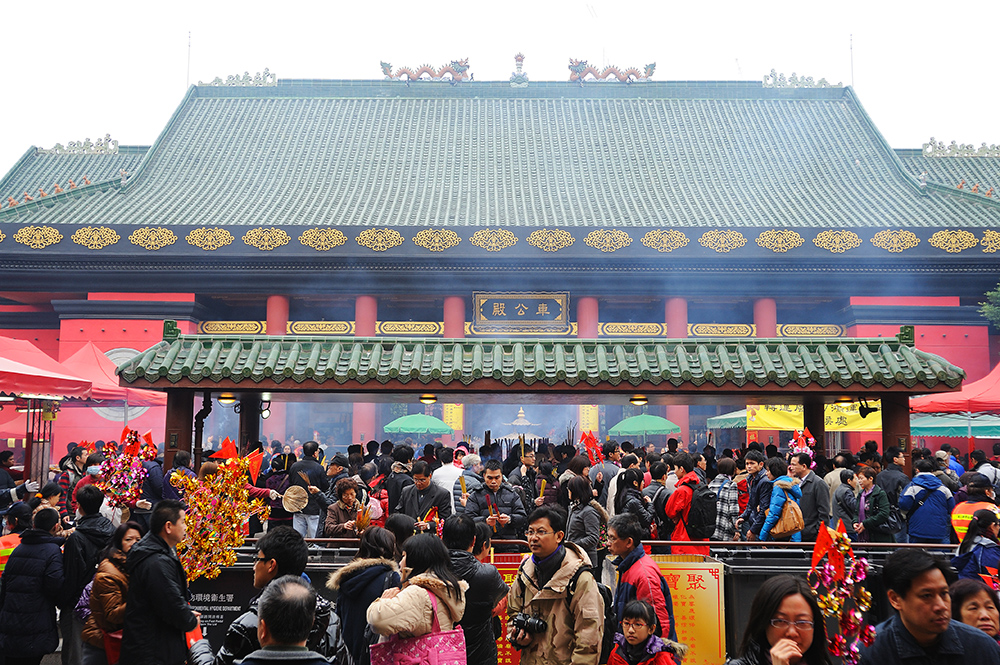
left=0, top=528, right=65, bottom=657
left=758, top=477, right=802, bottom=542
left=859, top=614, right=1000, bottom=665
left=949, top=456, right=966, bottom=476
left=899, top=473, right=955, bottom=542
left=952, top=538, right=1000, bottom=581
left=613, top=546, right=677, bottom=643
left=739, top=469, right=772, bottom=537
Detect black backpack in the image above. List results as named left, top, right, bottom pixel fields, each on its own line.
left=682, top=481, right=718, bottom=540
left=651, top=485, right=674, bottom=539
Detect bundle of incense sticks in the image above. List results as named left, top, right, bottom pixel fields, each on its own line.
left=538, top=480, right=547, bottom=497
left=487, top=500, right=498, bottom=532
left=355, top=504, right=372, bottom=532
left=423, top=506, right=439, bottom=524
left=459, top=475, right=467, bottom=494
left=297, top=471, right=310, bottom=485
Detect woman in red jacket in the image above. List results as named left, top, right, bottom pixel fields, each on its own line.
left=608, top=600, right=679, bottom=665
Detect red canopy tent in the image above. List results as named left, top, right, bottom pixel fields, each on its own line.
left=61, top=342, right=166, bottom=407
left=0, top=336, right=92, bottom=399
left=911, top=362, right=1000, bottom=414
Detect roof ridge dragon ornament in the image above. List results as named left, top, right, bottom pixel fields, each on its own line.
left=380, top=59, right=471, bottom=82
left=568, top=59, right=655, bottom=83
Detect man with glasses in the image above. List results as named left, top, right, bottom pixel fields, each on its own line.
left=395, top=460, right=453, bottom=534
left=187, top=526, right=350, bottom=665
left=508, top=446, right=538, bottom=505
left=606, top=513, right=677, bottom=643
left=507, top=504, right=604, bottom=665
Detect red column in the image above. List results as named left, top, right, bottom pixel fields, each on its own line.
left=353, top=296, right=378, bottom=448
left=443, top=297, right=466, bottom=338
left=577, top=297, right=599, bottom=339
left=355, top=296, right=377, bottom=337
left=665, top=298, right=690, bottom=443
left=266, top=295, right=289, bottom=335
left=754, top=298, right=777, bottom=338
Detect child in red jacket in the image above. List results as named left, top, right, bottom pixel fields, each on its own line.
left=608, top=600, right=680, bottom=665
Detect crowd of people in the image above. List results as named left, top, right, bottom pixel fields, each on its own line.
left=3, top=434, right=1000, bottom=664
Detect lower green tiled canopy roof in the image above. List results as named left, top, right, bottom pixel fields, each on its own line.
left=116, top=324, right=964, bottom=394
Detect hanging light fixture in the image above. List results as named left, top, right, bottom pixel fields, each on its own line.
left=260, top=400, right=271, bottom=419
left=218, top=393, right=236, bottom=406
left=630, top=395, right=648, bottom=406
left=419, top=394, right=437, bottom=404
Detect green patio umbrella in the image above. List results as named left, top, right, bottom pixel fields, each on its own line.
left=382, top=413, right=454, bottom=434
left=608, top=414, right=681, bottom=445
left=706, top=409, right=748, bottom=429
left=910, top=413, right=1000, bottom=438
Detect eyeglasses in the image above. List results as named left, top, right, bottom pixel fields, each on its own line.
left=621, top=621, right=651, bottom=630
left=525, top=529, right=553, bottom=538
left=254, top=555, right=271, bottom=564
left=770, top=619, right=814, bottom=631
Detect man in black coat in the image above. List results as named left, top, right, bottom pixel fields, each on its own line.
left=0, top=450, right=38, bottom=511
left=187, top=526, right=350, bottom=665
left=289, top=441, right=329, bottom=538
left=62, top=484, right=115, bottom=665
left=0, top=507, right=65, bottom=663
left=395, top=460, right=452, bottom=533
left=465, top=459, right=528, bottom=548
left=443, top=514, right=509, bottom=665
left=385, top=444, right=415, bottom=515
left=120, top=499, right=199, bottom=665
left=237, top=576, right=330, bottom=665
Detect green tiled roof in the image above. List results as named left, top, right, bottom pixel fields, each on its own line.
left=896, top=148, right=1000, bottom=198
left=117, top=329, right=965, bottom=392
left=4, top=80, right=1000, bottom=228
left=0, top=146, right=148, bottom=205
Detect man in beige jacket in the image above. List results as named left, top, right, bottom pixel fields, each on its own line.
left=507, top=504, right=604, bottom=665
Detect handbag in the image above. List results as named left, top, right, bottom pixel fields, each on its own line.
left=370, top=588, right=467, bottom=665
left=103, top=630, right=123, bottom=665
left=769, top=490, right=804, bottom=539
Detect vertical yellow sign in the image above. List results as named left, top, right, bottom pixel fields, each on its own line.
left=579, top=404, right=600, bottom=435
left=442, top=403, right=464, bottom=433
left=652, top=556, right=726, bottom=665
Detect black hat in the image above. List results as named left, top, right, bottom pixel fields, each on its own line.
left=330, top=453, right=349, bottom=468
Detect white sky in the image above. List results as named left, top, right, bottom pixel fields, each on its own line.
left=2, top=0, right=996, bottom=175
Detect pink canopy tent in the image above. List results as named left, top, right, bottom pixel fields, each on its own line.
left=911, top=361, right=1000, bottom=414
left=0, top=336, right=92, bottom=399
left=61, top=342, right=166, bottom=407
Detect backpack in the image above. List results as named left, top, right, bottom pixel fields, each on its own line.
left=516, top=562, right=615, bottom=665
left=682, top=482, right=718, bottom=540
left=651, top=485, right=673, bottom=539
left=769, top=490, right=804, bottom=539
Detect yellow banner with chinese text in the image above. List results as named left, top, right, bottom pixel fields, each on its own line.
left=747, top=403, right=882, bottom=431
left=652, top=556, right=726, bottom=665
left=579, top=404, right=600, bottom=434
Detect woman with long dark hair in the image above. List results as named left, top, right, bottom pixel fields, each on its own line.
left=81, top=521, right=144, bottom=665
left=615, top=468, right=655, bottom=539
left=953, top=508, right=1000, bottom=580
left=565, top=474, right=608, bottom=568
left=726, top=575, right=830, bottom=665
left=366, top=533, right=468, bottom=642
left=328, top=526, right=400, bottom=665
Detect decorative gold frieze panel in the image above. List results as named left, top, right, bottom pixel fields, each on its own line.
left=871, top=229, right=920, bottom=253
left=600, top=322, right=664, bottom=336
left=470, top=228, right=517, bottom=252
left=928, top=229, right=977, bottom=253
left=756, top=229, right=804, bottom=253
left=813, top=230, right=862, bottom=253
left=71, top=226, right=120, bottom=250
left=243, top=228, right=290, bottom=251
left=698, top=230, right=746, bottom=253
left=689, top=323, right=755, bottom=337
left=641, top=229, right=688, bottom=253
left=198, top=321, right=265, bottom=335
left=377, top=321, right=444, bottom=336
left=982, top=230, right=1000, bottom=254
left=288, top=321, right=353, bottom=335
left=129, top=227, right=177, bottom=251
left=186, top=228, right=234, bottom=251
left=584, top=229, right=632, bottom=253
left=777, top=324, right=846, bottom=337
left=299, top=228, right=347, bottom=251
left=413, top=229, right=461, bottom=252
left=0, top=229, right=5, bottom=243
left=13, top=226, right=62, bottom=249
left=527, top=229, right=574, bottom=252
left=357, top=228, right=404, bottom=252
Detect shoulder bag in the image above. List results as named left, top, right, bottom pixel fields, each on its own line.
left=369, top=588, right=466, bottom=665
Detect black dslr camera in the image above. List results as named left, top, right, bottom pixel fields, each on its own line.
left=511, top=613, right=547, bottom=634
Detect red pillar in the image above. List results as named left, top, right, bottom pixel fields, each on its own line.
left=355, top=296, right=377, bottom=337
left=754, top=298, right=777, bottom=338
left=665, top=297, right=688, bottom=339
left=443, top=297, right=466, bottom=338
left=577, top=297, right=599, bottom=339
left=266, top=295, right=289, bottom=335
left=353, top=296, right=378, bottom=448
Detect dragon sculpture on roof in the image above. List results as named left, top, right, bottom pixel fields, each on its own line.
left=380, top=59, right=471, bottom=82
left=568, top=59, right=655, bottom=83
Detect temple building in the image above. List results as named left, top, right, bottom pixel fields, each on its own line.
left=1, top=61, right=998, bottom=456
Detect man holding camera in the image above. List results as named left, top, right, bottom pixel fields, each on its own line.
left=507, top=504, right=604, bottom=665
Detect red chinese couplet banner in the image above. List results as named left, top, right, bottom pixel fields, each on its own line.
left=493, top=553, right=525, bottom=665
